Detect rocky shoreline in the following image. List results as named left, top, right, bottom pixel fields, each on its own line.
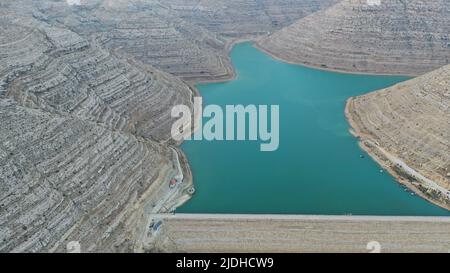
left=254, top=41, right=417, bottom=77
left=256, top=0, right=450, bottom=212
left=346, top=98, right=450, bottom=211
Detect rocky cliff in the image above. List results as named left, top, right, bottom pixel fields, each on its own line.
left=346, top=65, right=450, bottom=209
left=30, top=0, right=337, bottom=82
left=164, top=0, right=338, bottom=40
left=2, top=23, right=193, bottom=141
left=258, top=0, right=450, bottom=76
left=0, top=98, right=181, bottom=252
left=0, top=21, right=194, bottom=252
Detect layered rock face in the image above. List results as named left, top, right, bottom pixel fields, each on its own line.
left=28, top=0, right=235, bottom=82
left=0, top=99, right=177, bottom=252
left=258, top=0, right=450, bottom=76
left=163, top=0, right=338, bottom=39
left=75, top=0, right=233, bottom=82
left=1, top=22, right=193, bottom=141
left=28, top=0, right=337, bottom=82
left=0, top=22, right=193, bottom=252
left=347, top=65, right=450, bottom=209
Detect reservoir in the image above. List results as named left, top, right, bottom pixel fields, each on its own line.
left=178, top=42, right=450, bottom=216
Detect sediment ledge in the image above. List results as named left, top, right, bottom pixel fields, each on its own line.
left=150, top=214, right=450, bottom=253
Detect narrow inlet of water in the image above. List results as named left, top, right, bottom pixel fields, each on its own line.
left=178, top=42, right=450, bottom=216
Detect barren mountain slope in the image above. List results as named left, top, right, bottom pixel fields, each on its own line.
left=163, top=0, right=338, bottom=39
left=0, top=21, right=194, bottom=252
left=346, top=65, right=450, bottom=209
left=1, top=22, right=193, bottom=141
left=84, top=0, right=338, bottom=81
left=28, top=0, right=338, bottom=82
left=30, top=0, right=235, bottom=82
left=258, top=0, right=450, bottom=76
left=0, top=99, right=182, bottom=252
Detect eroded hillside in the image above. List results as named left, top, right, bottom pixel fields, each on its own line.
left=164, top=0, right=338, bottom=40
left=347, top=65, right=450, bottom=209
left=0, top=98, right=183, bottom=252
left=0, top=21, right=194, bottom=252
left=258, top=0, right=450, bottom=76
left=30, top=0, right=338, bottom=82
left=2, top=23, right=193, bottom=141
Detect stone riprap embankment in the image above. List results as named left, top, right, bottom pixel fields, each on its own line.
left=152, top=214, right=450, bottom=253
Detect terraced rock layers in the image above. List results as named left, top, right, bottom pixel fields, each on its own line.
left=257, top=0, right=450, bottom=76
left=30, top=0, right=337, bottom=82
left=346, top=65, right=450, bottom=210
left=163, top=0, right=338, bottom=40
left=0, top=22, right=195, bottom=252
left=0, top=99, right=177, bottom=252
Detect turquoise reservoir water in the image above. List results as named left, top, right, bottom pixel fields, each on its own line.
left=178, top=42, right=449, bottom=216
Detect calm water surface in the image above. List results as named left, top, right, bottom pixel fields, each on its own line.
left=178, top=42, right=449, bottom=216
